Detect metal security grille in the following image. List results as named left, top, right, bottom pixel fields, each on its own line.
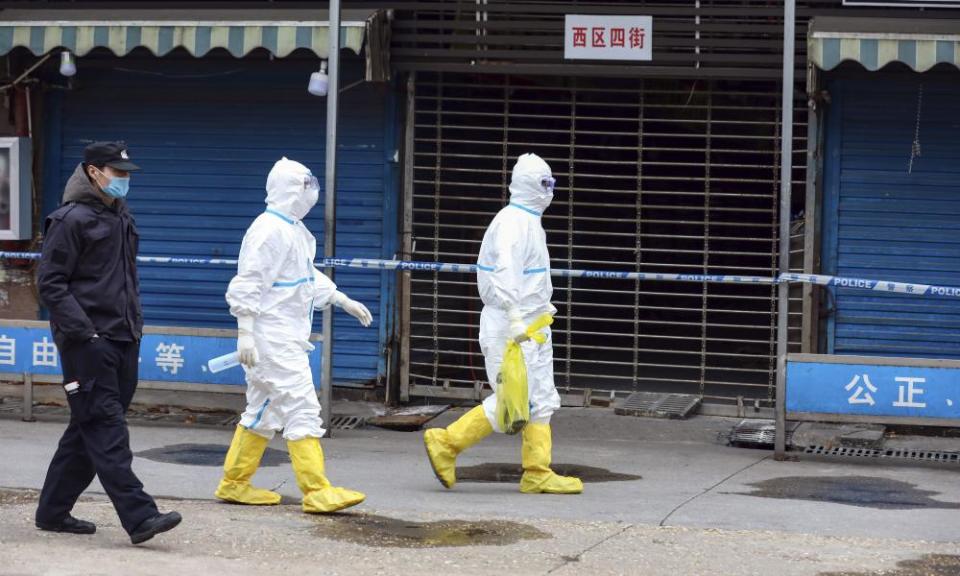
left=389, top=0, right=801, bottom=79
left=405, top=71, right=804, bottom=408
left=384, top=0, right=960, bottom=78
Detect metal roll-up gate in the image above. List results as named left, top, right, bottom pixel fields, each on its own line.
left=402, top=71, right=804, bottom=410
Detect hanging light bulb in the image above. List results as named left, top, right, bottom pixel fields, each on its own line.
left=59, top=51, right=77, bottom=77
left=308, top=60, right=328, bottom=97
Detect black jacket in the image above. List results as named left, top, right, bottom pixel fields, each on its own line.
left=38, top=164, right=143, bottom=347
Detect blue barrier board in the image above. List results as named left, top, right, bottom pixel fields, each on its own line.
left=0, top=325, right=321, bottom=387
left=787, top=357, right=960, bottom=421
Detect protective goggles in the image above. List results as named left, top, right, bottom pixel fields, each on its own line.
left=541, top=176, right=556, bottom=194
left=305, top=173, right=320, bottom=192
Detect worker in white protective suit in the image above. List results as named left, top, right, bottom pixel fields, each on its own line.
left=215, top=157, right=373, bottom=513
left=424, top=153, right=583, bottom=495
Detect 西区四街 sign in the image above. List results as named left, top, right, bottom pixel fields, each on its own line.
left=786, top=356, right=960, bottom=421
left=564, top=15, right=653, bottom=61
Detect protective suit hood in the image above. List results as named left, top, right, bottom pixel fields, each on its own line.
left=508, top=153, right=553, bottom=214
left=265, top=157, right=319, bottom=221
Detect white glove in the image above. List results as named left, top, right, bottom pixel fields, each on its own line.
left=332, top=291, right=373, bottom=327
left=507, top=308, right=529, bottom=343
left=236, top=315, right=259, bottom=368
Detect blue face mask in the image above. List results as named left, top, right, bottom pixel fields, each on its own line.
left=104, top=178, right=130, bottom=199
left=96, top=169, right=130, bottom=199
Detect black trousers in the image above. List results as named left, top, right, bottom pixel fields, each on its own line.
left=36, top=338, right=158, bottom=534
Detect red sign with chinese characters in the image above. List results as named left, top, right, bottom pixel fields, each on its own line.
left=565, top=15, right=653, bottom=61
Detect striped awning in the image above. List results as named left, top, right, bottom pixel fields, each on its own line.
left=0, top=9, right=377, bottom=58
left=809, top=17, right=960, bottom=72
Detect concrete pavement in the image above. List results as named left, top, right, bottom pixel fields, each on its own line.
left=1, top=408, right=958, bottom=575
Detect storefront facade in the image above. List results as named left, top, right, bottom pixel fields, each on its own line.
left=0, top=8, right=400, bottom=387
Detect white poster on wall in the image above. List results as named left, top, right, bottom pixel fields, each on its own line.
left=564, top=15, right=653, bottom=61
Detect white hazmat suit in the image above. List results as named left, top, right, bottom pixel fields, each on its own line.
left=423, top=153, right=582, bottom=495
left=476, top=152, right=561, bottom=431
left=216, top=157, right=371, bottom=513
left=226, top=157, right=371, bottom=440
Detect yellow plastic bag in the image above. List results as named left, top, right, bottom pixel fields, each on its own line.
left=496, top=314, right=554, bottom=435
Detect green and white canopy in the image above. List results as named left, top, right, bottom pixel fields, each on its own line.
left=0, top=9, right=379, bottom=58
left=809, top=17, right=960, bottom=72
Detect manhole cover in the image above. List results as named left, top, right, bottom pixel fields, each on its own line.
left=615, top=392, right=700, bottom=419
left=136, top=443, right=289, bottom=467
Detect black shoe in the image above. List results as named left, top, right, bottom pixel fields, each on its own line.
left=130, top=511, right=182, bottom=545
left=36, top=515, right=97, bottom=535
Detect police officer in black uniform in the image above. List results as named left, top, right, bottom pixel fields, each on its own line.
left=35, top=142, right=181, bottom=545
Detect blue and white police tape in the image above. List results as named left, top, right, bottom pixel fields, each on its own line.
left=2, top=251, right=959, bottom=297
left=319, top=257, right=778, bottom=284
left=0, top=251, right=241, bottom=266
left=108, top=251, right=780, bottom=285
left=780, top=273, right=960, bottom=298
left=0, top=251, right=775, bottom=284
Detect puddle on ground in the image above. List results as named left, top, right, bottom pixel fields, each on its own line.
left=739, top=476, right=960, bottom=510
left=820, top=554, right=960, bottom=576
left=136, top=443, right=288, bottom=467
left=312, top=514, right=549, bottom=548
left=457, top=463, right=640, bottom=484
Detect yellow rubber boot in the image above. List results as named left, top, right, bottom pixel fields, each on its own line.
left=287, top=437, right=365, bottom=514
left=520, top=423, right=583, bottom=494
left=423, top=405, right=493, bottom=489
left=215, top=426, right=282, bottom=505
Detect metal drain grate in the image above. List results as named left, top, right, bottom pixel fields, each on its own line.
left=728, top=419, right=796, bottom=448
left=615, top=392, right=701, bottom=419
left=329, top=415, right=368, bottom=430
left=804, top=445, right=960, bottom=465
left=0, top=400, right=24, bottom=414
